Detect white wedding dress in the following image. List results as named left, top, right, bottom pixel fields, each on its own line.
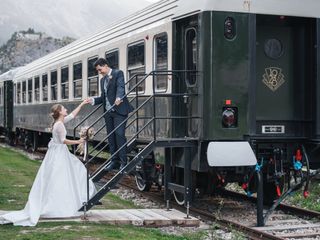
left=0, top=114, right=96, bottom=226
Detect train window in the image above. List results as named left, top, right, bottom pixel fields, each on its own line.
left=51, top=70, right=57, bottom=101
left=105, top=50, right=119, bottom=69
left=42, top=74, right=48, bottom=102
left=185, top=28, right=198, bottom=87
left=61, top=66, right=69, bottom=100
left=34, top=76, right=40, bottom=102
left=87, top=57, right=98, bottom=97
left=17, top=83, right=21, bottom=104
left=14, top=83, right=16, bottom=104
left=154, top=33, right=168, bottom=91
left=73, top=62, right=82, bottom=98
left=128, top=41, right=145, bottom=92
left=28, top=78, right=32, bottom=103
left=22, top=81, right=26, bottom=103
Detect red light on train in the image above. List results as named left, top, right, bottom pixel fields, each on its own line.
left=279, top=16, right=286, bottom=20
left=225, top=99, right=232, bottom=105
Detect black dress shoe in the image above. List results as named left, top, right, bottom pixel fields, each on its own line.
left=105, top=161, right=119, bottom=172
left=119, top=162, right=127, bottom=171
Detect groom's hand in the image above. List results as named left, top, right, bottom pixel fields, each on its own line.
left=85, top=97, right=93, bottom=105
left=115, top=97, right=123, bottom=106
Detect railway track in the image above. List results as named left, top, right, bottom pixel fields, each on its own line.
left=3, top=143, right=320, bottom=239
left=107, top=175, right=320, bottom=240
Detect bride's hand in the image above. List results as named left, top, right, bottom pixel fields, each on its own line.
left=78, top=138, right=85, bottom=144
left=80, top=99, right=90, bottom=107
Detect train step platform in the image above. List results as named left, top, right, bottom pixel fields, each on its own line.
left=0, top=209, right=200, bottom=227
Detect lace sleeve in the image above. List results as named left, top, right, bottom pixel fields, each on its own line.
left=64, top=113, right=74, bottom=124
left=54, top=121, right=66, bottom=143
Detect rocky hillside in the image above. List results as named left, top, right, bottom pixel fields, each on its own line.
left=0, top=28, right=74, bottom=74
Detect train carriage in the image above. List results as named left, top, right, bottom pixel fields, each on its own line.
left=1, top=0, right=320, bottom=226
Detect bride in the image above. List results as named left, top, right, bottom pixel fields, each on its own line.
left=0, top=100, right=96, bottom=226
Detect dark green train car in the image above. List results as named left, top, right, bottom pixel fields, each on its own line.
left=171, top=9, right=320, bottom=210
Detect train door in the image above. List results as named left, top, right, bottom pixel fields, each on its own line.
left=255, top=16, right=315, bottom=137
left=4, top=80, right=13, bottom=131
left=172, top=15, right=199, bottom=138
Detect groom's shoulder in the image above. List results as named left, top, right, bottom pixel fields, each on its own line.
left=113, top=69, right=124, bottom=77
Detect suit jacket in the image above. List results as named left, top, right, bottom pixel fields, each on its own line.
left=93, top=69, right=133, bottom=116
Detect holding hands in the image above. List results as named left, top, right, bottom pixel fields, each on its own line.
left=81, top=98, right=91, bottom=106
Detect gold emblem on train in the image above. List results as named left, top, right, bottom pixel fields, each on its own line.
left=262, top=67, right=285, bottom=92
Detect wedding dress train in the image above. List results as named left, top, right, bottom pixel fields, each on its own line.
left=0, top=114, right=96, bottom=226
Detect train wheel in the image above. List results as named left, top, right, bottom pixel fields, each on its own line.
left=135, top=172, right=152, bottom=191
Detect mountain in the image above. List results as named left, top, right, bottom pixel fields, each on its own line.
left=0, top=29, right=75, bottom=74
left=0, top=0, right=154, bottom=45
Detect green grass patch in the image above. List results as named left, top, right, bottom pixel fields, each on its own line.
left=0, top=147, right=40, bottom=210
left=0, top=222, right=198, bottom=240
left=94, top=193, right=139, bottom=210
left=285, top=180, right=320, bottom=211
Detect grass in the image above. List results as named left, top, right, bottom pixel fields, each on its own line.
left=285, top=179, right=320, bottom=211
left=0, top=222, right=199, bottom=240
left=0, top=146, right=203, bottom=240
left=0, top=147, right=40, bottom=210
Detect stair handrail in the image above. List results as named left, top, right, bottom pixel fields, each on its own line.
left=86, top=95, right=153, bottom=164
left=91, top=117, right=156, bottom=181
left=80, top=70, right=200, bottom=157
left=81, top=69, right=200, bottom=210
left=74, top=70, right=199, bottom=139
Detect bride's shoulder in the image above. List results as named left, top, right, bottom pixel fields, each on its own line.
left=53, top=121, right=65, bottom=129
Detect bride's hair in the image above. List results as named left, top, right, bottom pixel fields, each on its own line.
left=50, top=104, right=63, bottom=128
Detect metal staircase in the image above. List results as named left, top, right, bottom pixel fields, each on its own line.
left=73, top=70, right=199, bottom=214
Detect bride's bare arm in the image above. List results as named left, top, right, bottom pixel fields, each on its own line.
left=63, top=138, right=84, bottom=145
left=71, top=99, right=90, bottom=118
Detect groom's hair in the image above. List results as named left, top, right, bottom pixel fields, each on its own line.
left=94, top=58, right=109, bottom=67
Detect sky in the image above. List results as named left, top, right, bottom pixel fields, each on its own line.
left=0, top=0, right=161, bottom=44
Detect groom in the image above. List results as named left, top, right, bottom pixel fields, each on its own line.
left=88, top=58, right=133, bottom=171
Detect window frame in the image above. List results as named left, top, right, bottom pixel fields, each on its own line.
left=22, top=81, right=26, bottom=104
left=34, top=76, right=40, bottom=102
left=50, top=70, right=58, bottom=101
left=105, top=49, right=119, bottom=69
left=61, top=66, right=69, bottom=100
left=0, top=85, right=2, bottom=106
left=184, top=27, right=198, bottom=87
left=73, top=61, right=83, bottom=99
left=27, top=78, right=33, bottom=103
left=17, top=82, right=21, bottom=104
left=42, top=73, right=48, bottom=102
left=14, top=83, right=16, bottom=104
left=127, top=40, right=146, bottom=94
left=87, top=56, right=99, bottom=97
left=153, top=32, right=168, bottom=92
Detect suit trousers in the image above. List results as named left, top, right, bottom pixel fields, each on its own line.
left=104, top=111, right=127, bottom=165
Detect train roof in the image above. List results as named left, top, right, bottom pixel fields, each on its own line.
left=0, top=67, right=23, bottom=82
left=14, top=0, right=320, bottom=80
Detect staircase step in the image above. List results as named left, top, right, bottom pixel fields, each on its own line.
left=79, top=141, right=156, bottom=212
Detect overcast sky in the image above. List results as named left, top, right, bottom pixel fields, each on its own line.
left=0, top=0, right=161, bottom=44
